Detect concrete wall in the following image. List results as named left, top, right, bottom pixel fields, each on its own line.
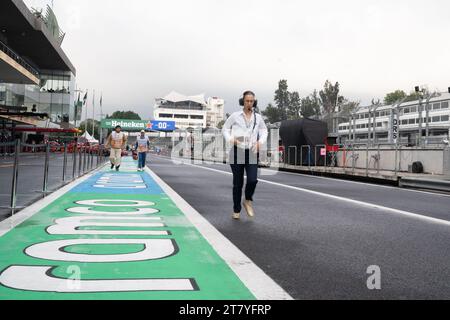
left=336, top=147, right=445, bottom=175
left=444, top=147, right=450, bottom=177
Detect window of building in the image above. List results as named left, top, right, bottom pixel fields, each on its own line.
left=408, top=118, right=415, bottom=125
left=401, top=120, right=408, bottom=125
left=174, top=114, right=189, bottom=119
left=190, top=115, right=204, bottom=120
left=441, top=101, right=449, bottom=109
left=441, top=115, right=449, bottom=122
left=432, top=116, right=440, bottom=122
left=159, top=113, right=173, bottom=118
left=432, top=103, right=441, bottom=110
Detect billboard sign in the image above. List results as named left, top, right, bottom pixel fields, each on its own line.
left=101, top=119, right=176, bottom=132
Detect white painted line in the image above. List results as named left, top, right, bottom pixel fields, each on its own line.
left=158, top=155, right=450, bottom=198
left=144, top=166, right=293, bottom=301
left=161, top=160, right=450, bottom=228
left=0, top=165, right=107, bottom=237
left=260, top=168, right=450, bottom=199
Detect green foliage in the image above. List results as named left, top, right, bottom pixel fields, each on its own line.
left=261, top=103, right=283, bottom=124
left=217, top=120, right=225, bottom=129
left=301, top=90, right=321, bottom=118
left=79, top=119, right=101, bottom=140
left=288, top=91, right=302, bottom=120
left=106, top=111, right=141, bottom=120
left=319, top=80, right=344, bottom=115
left=384, top=90, right=407, bottom=105
left=384, top=88, right=431, bottom=105
left=274, top=80, right=290, bottom=121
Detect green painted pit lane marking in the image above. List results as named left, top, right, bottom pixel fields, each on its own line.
left=0, top=158, right=256, bottom=300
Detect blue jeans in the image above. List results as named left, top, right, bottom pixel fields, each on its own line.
left=138, top=152, right=147, bottom=169
left=229, top=147, right=259, bottom=213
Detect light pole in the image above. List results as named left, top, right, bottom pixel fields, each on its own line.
left=370, top=100, right=382, bottom=146
left=92, top=90, right=96, bottom=140
left=350, top=105, right=363, bottom=144
left=423, top=87, right=450, bottom=146
left=422, top=91, right=440, bottom=147
left=390, top=97, right=408, bottom=145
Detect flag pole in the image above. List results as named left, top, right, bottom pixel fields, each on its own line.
left=99, top=93, right=103, bottom=144
left=92, top=90, right=96, bottom=139
left=84, top=89, right=88, bottom=131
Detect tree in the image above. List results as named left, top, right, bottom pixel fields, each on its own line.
left=217, top=120, right=225, bottom=129
left=319, top=80, right=345, bottom=134
left=319, top=80, right=344, bottom=115
left=340, top=100, right=360, bottom=116
left=384, top=88, right=431, bottom=105
left=274, top=80, right=290, bottom=121
left=406, top=88, right=430, bottom=102
left=79, top=119, right=101, bottom=140
left=384, top=90, right=407, bottom=105
left=301, top=90, right=322, bottom=119
left=217, top=113, right=230, bottom=129
left=107, top=111, right=141, bottom=120
left=261, top=103, right=282, bottom=124
left=288, top=91, right=302, bottom=120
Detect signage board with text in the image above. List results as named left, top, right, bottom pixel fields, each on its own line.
left=101, top=119, right=176, bottom=132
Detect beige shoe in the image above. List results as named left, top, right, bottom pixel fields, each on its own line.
left=243, top=200, right=255, bottom=218
left=232, top=212, right=241, bottom=220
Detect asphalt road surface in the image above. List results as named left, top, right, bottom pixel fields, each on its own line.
left=147, top=154, right=450, bottom=300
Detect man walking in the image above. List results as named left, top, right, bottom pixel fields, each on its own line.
left=105, top=125, right=127, bottom=171
left=135, top=130, right=150, bottom=171
left=222, top=91, right=268, bottom=220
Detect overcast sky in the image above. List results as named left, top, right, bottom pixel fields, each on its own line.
left=23, top=0, right=450, bottom=119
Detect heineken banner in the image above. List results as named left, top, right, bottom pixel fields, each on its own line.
left=101, top=119, right=176, bottom=132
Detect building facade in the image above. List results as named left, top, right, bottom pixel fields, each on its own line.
left=0, top=1, right=76, bottom=131
left=338, top=93, right=450, bottom=145
left=154, top=91, right=207, bottom=130
left=0, top=70, right=75, bottom=124
left=206, top=97, right=225, bottom=128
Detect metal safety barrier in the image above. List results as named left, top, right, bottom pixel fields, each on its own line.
left=300, top=145, right=312, bottom=167
left=287, top=146, right=298, bottom=166
left=0, top=140, right=108, bottom=217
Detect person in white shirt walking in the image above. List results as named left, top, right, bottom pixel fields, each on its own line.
left=135, top=130, right=150, bottom=171
left=222, top=91, right=268, bottom=220
left=105, top=125, right=127, bottom=171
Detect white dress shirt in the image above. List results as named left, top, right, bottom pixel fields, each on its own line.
left=222, top=110, right=268, bottom=150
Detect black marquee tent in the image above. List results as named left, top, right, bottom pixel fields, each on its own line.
left=279, top=118, right=329, bottom=166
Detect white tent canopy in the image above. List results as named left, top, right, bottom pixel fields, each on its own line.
left=160, top=91, right=206, bottom=106
left=80, top=131, right=99, bottom=143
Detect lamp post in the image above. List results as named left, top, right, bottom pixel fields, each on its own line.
left=350, top=106, right=363, bottom=144
left=390, top=97, right=408, bottom=145
left=422, top=91, right=440, bottom=147
left=370, top=100, right=382, bottom=146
